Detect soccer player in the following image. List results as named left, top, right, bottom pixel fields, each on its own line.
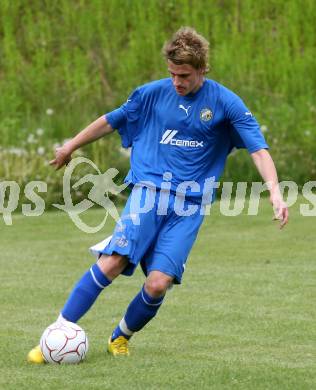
left=27, top=27, right=288, bottom=362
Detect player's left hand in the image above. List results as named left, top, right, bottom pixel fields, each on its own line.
left=270, top=194, right=289, bottom=229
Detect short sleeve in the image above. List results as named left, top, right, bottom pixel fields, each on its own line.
left=105, top=88, right=142, bottom=148
left=224, top=92, right=268, bottom=153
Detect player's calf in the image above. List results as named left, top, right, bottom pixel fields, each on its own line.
left=109, top=271, right=173, bottom=355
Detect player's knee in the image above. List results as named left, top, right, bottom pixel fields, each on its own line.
left=145, top=275, right=172, bottom=298
left=97, top=254, right=128, bottom=280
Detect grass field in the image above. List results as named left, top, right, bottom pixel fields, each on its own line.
left=0, top=198, right=315, bottom=389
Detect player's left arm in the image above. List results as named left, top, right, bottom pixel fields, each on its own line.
left=251, top=148, right=289, bottom=228
left=223, top=88, right=289, bottom=228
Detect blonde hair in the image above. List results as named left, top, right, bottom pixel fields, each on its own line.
left=162, top=27, right=209, bottom=72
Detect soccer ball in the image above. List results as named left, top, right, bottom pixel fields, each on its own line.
left=40, top=321, right=88, bottom=364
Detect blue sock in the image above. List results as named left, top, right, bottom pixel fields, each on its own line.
left=112, top=285, right=164, bottom=340
left=62, top=263, right=111, bottom=323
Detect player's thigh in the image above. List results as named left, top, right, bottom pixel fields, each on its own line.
left=145, top=210, right=204, bottom=283
left=96, top=186, right=164, bottom=275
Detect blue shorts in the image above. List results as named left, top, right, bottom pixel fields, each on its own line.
left=95, top=186, right=204, bottom=284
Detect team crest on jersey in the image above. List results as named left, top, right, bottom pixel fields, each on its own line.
left=200, top=108, right=212, bottom=122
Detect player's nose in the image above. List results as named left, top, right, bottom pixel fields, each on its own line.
left=173, top=76, right=181, bottom=87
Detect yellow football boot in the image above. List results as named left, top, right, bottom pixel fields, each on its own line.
left=107, top=336, right=130, bottom=356
left=27, top=345, right=45, bottom=364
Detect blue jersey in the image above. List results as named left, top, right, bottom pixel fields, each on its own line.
left=106, top=78, right=268, bottom=202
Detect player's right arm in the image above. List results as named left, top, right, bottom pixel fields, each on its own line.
left=49, top=115, right=113, bottom=170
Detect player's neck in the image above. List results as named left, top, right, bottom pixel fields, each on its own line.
left=191, top=77, right=205, bottom=94
left=187, top=77, right=205, bottom=96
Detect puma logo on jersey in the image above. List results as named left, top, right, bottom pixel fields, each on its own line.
left=179, top=104, right=191, bottom=116
left=160, top=130, right=204, bottom=148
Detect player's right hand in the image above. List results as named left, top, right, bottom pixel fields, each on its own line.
left=49, top=145, right=72, bottom=170
left=270, top=193, right=289, bottom=229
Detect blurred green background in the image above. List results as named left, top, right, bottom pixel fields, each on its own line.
left=0, top=0, right=315, bottom=205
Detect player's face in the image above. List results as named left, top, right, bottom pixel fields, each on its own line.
left=168, top=60, right=205, bottom=96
